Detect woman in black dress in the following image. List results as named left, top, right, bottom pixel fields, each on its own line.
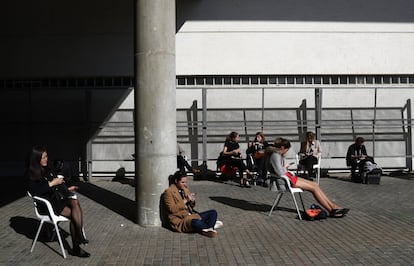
left=27, top=145, right=90, bottom=258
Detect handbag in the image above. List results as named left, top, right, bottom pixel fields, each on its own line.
left=52, top=183, right=70, bottom=201
left=304, top=204, right=327, bottom=221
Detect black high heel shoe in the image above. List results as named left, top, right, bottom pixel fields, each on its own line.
left=72, top=246, right=91, bottom=258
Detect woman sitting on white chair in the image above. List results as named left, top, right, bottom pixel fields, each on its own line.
left=266, top=138, right=349, bottom=218
left=298, top=131, right=321, bottom=180
left=27, top=145, right=90, bottom=258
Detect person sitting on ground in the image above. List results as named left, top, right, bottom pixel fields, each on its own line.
left=221, top=131, right=252, bottom=187
left=346, top=137, right=374, bottom=182
left=246, top=131, right=269, bottom=186
left=26, top=145, right=90, bottom=257
left=162, top=171, right=223, bottom=238
left=298, top=131, right=322, bottom=180
left=177, top=142, right=200, bottom=175
left=265, top=137, right=349, bottom=218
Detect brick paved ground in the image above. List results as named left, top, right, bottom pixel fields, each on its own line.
left=1, top=172, right=413, bottom=265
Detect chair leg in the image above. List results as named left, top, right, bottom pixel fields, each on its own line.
left=316, top=168, right=321, bottom=184
left=298, top=193, right=305, bottom=212
left=291, top=192, right=303, bottom=220
left=31, top=220, right=45, bottom=253
left=268, top=193, right=283, bottom=216
left=53, top=222, right=67, bottom=258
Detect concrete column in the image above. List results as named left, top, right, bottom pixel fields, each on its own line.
left=134, top=0, right=176, bottom=226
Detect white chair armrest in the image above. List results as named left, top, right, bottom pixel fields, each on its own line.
left=32, top=196, right=68, bottom=222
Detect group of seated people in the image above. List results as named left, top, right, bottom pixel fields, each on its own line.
left=162, top=131, right=361, bottom=238
left=162, top=132, right=378, bottom=236
left=217, top=131, right=323, bottom=187
left=27, top=135, right=361, bottom=246
left=217, top=130, right=376, bottom=184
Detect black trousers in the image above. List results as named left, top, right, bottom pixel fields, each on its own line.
left=299, top=155, right=318, bottom=177
left=177, top=155, right=193, bottom=174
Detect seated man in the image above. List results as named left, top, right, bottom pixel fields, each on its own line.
left=298, top=131, right=321, bottom=180
left=346, top=137, right=374, bottom=182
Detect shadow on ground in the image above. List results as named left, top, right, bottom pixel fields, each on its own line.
left=10, top=216, right=70, bottom=241
left=210, top=196, right=268, bottom=212
left=209, top=196, right=301, bottom=216
left=77, top=182, right=136, bottom=222
left=111, top=177, right=135, bottom=186
left=9, top=216, right=72, bottom=256
left=387, top=170, right=414, bottom=179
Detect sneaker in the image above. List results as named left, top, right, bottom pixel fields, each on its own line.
left=244, top=179, right=251, bottom=188
left=200, top=228, right=217, bottom=238
left=214, top=220, right=224, bottom=229
left=245, top=181, right=251, bottom=188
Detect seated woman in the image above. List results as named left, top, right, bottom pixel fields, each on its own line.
left=346, top=136, right=374, bottom=182
left=298, top=131, right=321, bottom=179
left=266, top=138, right=349, bottom=218
left=27, top=145, right=90, bottom=257
left=246, top=131, right=269, bottom=186
left=221, top=131, right=252, bottom=187
left=162, top=171, right=223, bottom=238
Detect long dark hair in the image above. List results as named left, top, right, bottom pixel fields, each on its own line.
left=226, top=131, right=239, bottom=142
left=28, top=145, right=47, bottom=181
left=254, top=132, right=265, bottom=142
left=168, top=170, right=185, bottom=185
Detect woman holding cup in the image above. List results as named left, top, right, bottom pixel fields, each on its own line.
left=27, top=145, right=90, bottom=257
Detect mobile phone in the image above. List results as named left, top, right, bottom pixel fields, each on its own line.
left=289, top=162, right=296, bottom=165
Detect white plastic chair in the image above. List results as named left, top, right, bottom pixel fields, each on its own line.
left=27, top=192, right=69, bottom=258
left=268, top=174, right=305, bottom=220
left=313, top=153, right=322, bottom=185
left=295, top=153, right=302, bottom=175
left=246, top=153, right=259, bottom=185
left=296, top=153, right=322, bottom=185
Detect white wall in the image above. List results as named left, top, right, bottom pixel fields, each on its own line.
left=176, top=21, right=414, bottom=75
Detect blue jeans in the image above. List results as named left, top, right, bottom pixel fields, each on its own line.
left=191, top=209, right=217, bottom=232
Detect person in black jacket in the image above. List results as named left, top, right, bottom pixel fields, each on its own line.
left=346, top=137, right=373, bottom=182
left=27, top=145, right=90, bottom=258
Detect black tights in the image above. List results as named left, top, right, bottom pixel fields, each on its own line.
left=61, top=199, right=84, bottom=248
left=227, top=157, right=248, bottom=178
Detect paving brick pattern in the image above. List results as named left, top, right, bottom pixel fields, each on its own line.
left=1, top=173, right=414, bottom=265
